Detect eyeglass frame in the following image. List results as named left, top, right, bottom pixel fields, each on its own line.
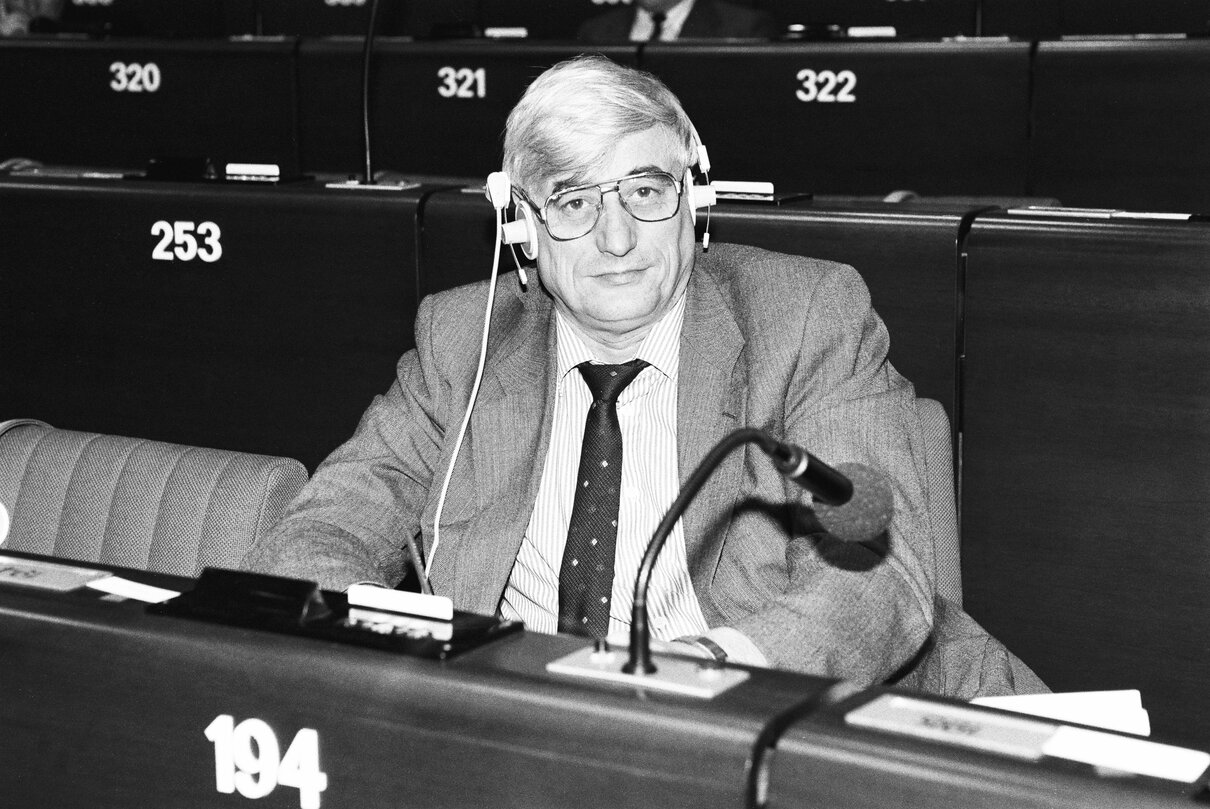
left=513, top=170, right=687, bottom=242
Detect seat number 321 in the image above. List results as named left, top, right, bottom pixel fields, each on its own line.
left=204, top=715, right=328, bottom=809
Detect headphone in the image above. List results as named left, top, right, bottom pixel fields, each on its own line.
left=484, top=123, right=716, bottom=258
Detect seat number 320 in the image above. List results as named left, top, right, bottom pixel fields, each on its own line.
left=204, top=715, right=328, bottom=808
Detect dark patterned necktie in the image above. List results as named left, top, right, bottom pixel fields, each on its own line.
left=558, top=359, right=648, bottom=638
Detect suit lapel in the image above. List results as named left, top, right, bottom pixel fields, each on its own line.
left=678, top=258, right=747, bottom=600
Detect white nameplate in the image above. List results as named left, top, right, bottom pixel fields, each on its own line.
left=1043, top=726, right=1210, bottom=784
left=0, top=553, right=110, bottom=592
left=847, top=694, right=1056, bottom=760
left=87, top=575, right=179, bottom=603
left=346, top=584, right=454, bottom=620
left=848, top=694, right=1210, bottom=784
left=711, top=180, right=775, bottom=195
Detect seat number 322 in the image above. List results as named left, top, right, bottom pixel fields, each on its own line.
left=204, top=715, right=328, bottom=808
left=795, top=69, right=857, bottom=103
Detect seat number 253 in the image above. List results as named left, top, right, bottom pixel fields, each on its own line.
left=150, top=220, right=223, bottom=263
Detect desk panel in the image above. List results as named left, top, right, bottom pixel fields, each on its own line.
left=757, top=0, right=978, bottom=38
left=0, top=38, right=299, bottom=173
left=0, top=176, right=429, bottom=471
left=297, top=41, right=638, bottom=178
left=1028, top=39, right=1210, bottom=213
left=981, top=0, right=1210, bottom=38
left=479, top=0, right=645, bottom=40
left=961, top=210, right=1210, bottom=750
left=0, top=581, right=773, bottom=809
left=642, top=41, right=1031, bottom=198
left=52, top=0, right=236, bottom=37
left=0, top=560, right=1203, bottom=808
left=256, top=0, right=478, bottom=38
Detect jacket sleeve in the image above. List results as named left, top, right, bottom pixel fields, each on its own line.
left=240, top=294, right=450, bottom=591
left=722, top=261, right=937, bottom=685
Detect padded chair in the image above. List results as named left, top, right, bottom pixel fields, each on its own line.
left=895, top=399, right=1049, bottom=696
left=0, top=419, right=308, bottom=577
left=917, top=397, right=962, bottom=607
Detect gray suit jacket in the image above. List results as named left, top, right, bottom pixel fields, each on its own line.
left=245, top=243, right=1042, bottom=694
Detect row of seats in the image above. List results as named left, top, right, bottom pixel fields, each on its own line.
left=3, top=37, right=1209, bottom=212
left=30, top=0, right=1210, bottom=40
left=0, top=418, right=307, bottom=577
left=2, top=172, right=1208, bottom=747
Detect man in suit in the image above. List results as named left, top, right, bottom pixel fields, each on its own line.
left=578, top=0, right=777, bottom=42
left=243, top=54, right=1044, bottom=693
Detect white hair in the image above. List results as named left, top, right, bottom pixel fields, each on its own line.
left=502, top=54, right=698, bottom=196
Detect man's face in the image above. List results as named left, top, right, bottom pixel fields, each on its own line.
left=529, top=126, right=696, bottom=345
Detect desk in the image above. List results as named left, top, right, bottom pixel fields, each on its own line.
left=0, top=552, right=1203, bottom=808
left=961, top=208, right=1210, bottom=750
left=1028, top=39, right=1210, bottom=213
left=980, top=0, right=1210, bottom=38
left=758, top=0, right=978, bottom=38
left=296, top=41, right=639, bottom=178
left=0, top=38, right=299, bottom=173
left=0, top=174, right=433, bottom=471
left=642, top=41, right=1032, bottom=198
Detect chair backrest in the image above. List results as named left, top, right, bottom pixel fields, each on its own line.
left=916, top=398, right=962, bottom=606
left=0, top=420, right=308, bottom=577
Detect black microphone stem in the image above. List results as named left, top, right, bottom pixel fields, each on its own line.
left=360, top=0, right=384, bottom=185
left=624, top=428, right=779, bottom=675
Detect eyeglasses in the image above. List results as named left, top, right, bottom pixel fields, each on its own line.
left=520, top=171, right=685, bottom=241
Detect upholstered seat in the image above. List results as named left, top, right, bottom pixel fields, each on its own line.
left=917, top=397, right=961, bottom=606
left=0, top=419, right=307, bottom=576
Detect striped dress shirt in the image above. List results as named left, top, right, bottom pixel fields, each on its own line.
left=500, top=292, right=712, bottom=642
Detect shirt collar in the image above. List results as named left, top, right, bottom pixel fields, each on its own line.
left=554, top=290, right=686, bottom=382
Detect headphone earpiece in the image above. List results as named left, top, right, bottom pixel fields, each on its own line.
left=504, top=199, right=538, bottom=260
left=686, top=167, right=717, bottom=224
left=486, top=170, right=537, bottom=260
left=686, top=126, right=715, bottom=249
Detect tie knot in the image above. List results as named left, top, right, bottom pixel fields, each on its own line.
left=577, top=360, right=648, bottom=404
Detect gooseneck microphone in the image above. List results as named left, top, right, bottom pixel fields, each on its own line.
left=622, top=428, right=893, bottom=676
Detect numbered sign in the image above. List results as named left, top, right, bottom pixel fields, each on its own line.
left=205, top=715, right=328, bottom=809
left=795, top=69, right=857, bottom=103
left=110, top=61, right=162, bottom=93
left=151, top=220, right=223, bottom=263
left=437, top=66, right=486, bottom=99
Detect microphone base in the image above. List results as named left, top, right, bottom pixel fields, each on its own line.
left=322, top=177, right=422, bottom=191
left=546, top=645, right=749, bottom=699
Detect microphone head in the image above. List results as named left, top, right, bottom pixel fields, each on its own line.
left=814, top=463, right=893, bottom=543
